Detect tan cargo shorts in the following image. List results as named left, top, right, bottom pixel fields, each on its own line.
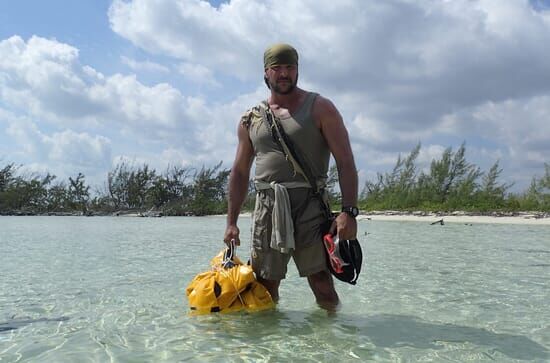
left=250, top=187, right=329, bottom=280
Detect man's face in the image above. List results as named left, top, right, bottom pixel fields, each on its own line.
left=265, top=64, right=298, bottom=95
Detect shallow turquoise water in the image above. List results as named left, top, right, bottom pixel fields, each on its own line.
left=0, top=216, right=549, bottom=362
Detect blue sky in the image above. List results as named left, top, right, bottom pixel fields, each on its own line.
left=1, top=0, right=550, bottom=193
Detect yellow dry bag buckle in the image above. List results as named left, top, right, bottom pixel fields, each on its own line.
left=185, top=240, right=275, bottom=315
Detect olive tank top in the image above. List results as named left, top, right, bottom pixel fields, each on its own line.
left=244, top=92, right=330, bottom=184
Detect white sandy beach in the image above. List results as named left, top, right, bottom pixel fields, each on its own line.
left=357, top=213, right=550, bottom=225
left=233, top=212, right=550, bottom=225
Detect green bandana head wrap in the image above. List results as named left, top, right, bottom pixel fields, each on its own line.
left=263, top=43, right=299, bottom=69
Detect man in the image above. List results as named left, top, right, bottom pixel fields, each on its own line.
left=223, top=43, right=358, bottom=311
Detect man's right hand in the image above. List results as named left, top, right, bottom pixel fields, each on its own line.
left=223, top=224, right=240, bottom=246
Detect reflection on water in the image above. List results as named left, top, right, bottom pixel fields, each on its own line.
left=0, top=317, right=69, bottom=332
left=176, top=311, right=549, bottom=362
left=0, top=216, right=549, bottom=362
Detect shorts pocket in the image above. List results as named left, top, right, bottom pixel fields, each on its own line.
left=252, top=193, right=272, bottom=250
left=252, top=224, right=268, bottom=250
left=294, top=216, right=324, bottom=248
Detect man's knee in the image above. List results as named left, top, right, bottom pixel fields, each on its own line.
left=307, top=271, right=339, bottom=310
left=257, top=277, right=281, bottom=302
left=307, top=271, right=336, bottom=295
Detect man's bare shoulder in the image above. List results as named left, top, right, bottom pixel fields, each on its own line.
left=312, top=94, right=342, bottom=123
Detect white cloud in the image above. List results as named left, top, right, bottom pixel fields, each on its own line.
left=47, top=130, right=111, bottom=167
left=2, top=0, right=550, bottom=191
left=417, top=144, right=447, bottom=166
left=108, top=0, right=266, bottom=80
left=108, top=0, right=550, bottom=143
left=3, top=112, right=112, bottom=184
left=0, top=35, right=217, bottom=146
left=446, top=95, right=550, bottom=179
left=120, top=56, right=170, bottom=73
left=0, top=34, right=268, bottom=184
left=470, top=96, right=550, bottom=148
left=6, top=116, right=42, bottom=156
left=159, top=148, right=194, bottom=167
left=177, top=62, right=220, bottom=87
left=88, top=74, right=187, bottom=130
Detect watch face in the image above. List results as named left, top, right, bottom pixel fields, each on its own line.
left=343, top=206, right=359, bottom=217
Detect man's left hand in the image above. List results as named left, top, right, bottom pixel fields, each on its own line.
left=330, top=212, right=357, bottom=240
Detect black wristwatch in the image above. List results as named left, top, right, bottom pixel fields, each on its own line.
left=341, top=206, right=359, bottom=218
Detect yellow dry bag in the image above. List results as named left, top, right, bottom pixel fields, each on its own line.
left=186, top=242, right=274, bottom=315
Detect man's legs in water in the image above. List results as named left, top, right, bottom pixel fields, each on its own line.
left=307, top=270, right=339, bottom=311
left=257, top=277, right=281, bottom=302
left=258, top=271, right=338, bottom=311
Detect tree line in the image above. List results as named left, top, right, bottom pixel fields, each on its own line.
left=0, top=160, right=235, bottom=216
left=359, top=143, right=549, bottom=212
left=1, top=143, right=549, bottom=216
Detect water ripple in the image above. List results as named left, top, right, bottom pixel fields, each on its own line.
left=1, top=216, right=549, bottom=362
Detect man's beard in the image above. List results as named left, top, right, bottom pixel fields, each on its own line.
left=269, top=74, right=298, bottom=95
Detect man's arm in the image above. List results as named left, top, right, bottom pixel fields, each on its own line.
left=313, top=96, right=358, bottom=240
left=224, top=121, right=255, bottom=245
